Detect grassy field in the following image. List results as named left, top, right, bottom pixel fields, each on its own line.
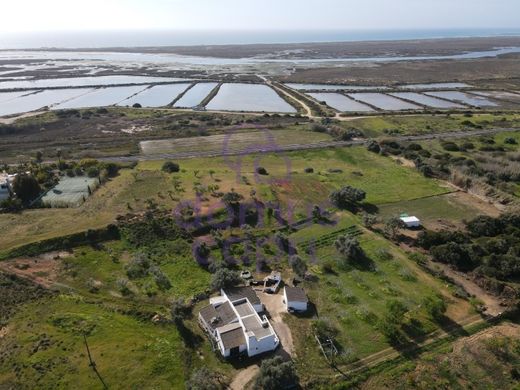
left=0, top=293, right=233, bottom=389
left=139, top=127, right=332, bottom=155
left=341, top=113, right=520, bottom=137
left=286, top=213, right=475, bottom=382
left=0, top=146, right=451, bottom=253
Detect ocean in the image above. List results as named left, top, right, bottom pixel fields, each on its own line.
left=1, top=29, right=520, bottom=49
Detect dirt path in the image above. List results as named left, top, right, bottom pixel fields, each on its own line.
left=229, top=364, right=259, bottom=390
left=0, top=111, right=46, bottom=124
left=433, top=262, right=505, bottom=317
left=259, top=291, right=295, bottom=357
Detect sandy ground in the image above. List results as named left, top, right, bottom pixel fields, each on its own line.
left=229, top=365, right=260, bottom=390
left=0, top=251, right=70, bottom=288
left=259, top=291, right=295, bottom=357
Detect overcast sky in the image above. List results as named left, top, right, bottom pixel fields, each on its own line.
left=1, top=0, right=520, bottom=32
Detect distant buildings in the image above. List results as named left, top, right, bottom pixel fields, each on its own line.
left=0, top=173, right=16, bottom=201
left=199, top=286, right=279, bottom=359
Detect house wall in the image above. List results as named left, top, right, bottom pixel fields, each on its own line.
left=287, top=300, right=307, bottom=312
left=246, top=332, right=279, bottom=357
left=0, top=183, right=10, bottom=201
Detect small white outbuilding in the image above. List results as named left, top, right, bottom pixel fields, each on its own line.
left=283, top=286, right=308, bottom=313
left=400, top=216, right=421, bottom=228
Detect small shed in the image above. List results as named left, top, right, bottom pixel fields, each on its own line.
left=400, top=216, right=421, bottom=228
left=283, top=286, right=308, bottom=312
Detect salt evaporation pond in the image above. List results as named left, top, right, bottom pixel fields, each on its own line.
left=0, top=91, right=32, bottom=103
left=119, top=83, right=192, bottom=107
left=173, top=83, right=218, bottom=108
left=308, top=92, right=374, bottom=112
left=389, top=92, right=465, bottom=108
left=348, top=93, right=420, bottom=110
left=398, top=83, right=470, bottom=90
left=425, top=91, right=498, bottom=107
left=0, top=88, right=94, bottom=116
left=206, top=83, right=296, bottom=113
left=53, top=86, right=148, bottom=109
left=0, top=75, right=185, bottom=90
left=472, top=91, right=520, bottom=104
left=286, top=83, right=386, bottom=91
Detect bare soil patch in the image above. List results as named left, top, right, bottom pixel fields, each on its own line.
left=0, top=251, right=70, bottom=288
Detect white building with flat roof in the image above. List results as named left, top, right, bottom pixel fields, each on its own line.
left=199, top=286, right=279, bottom=358
left=400, top=216, right=421, bottom=228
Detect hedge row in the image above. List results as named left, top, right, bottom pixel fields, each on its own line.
left=1, top=224, right=120, bottom=260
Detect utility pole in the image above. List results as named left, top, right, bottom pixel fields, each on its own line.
left=83, top=334, right=108, bottom=389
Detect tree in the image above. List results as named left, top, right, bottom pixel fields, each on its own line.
left=384, top=217, right=402, bottom=240
left=35, top=151, right=43, bottom=163
left=334, top=235, right=365, bottom=266
left=170, top=298, right=189, bottom=325
left=386, top=300, right=408, bottom=324
left=254, top=356, right=298, bottom=390
left=222, top=190, right=244, bottom=206
left=210, top=268, right=241, bottom=291
left=186, top=367, right=225, bottom=390
left=362, top=212, right=378, bottom=229
left=12, top=174, right=41, bottom=204
left=329, top=186, right=366, bottom=209
left=289, top=255, right=307, bottom=278
left=162, top=161, right=180, bottom=173
left=423, top=296, right=447, bottom=321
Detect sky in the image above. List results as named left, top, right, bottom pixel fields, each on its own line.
left=1, top=0, right=520, bottom=33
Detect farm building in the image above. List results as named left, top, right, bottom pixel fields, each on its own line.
left=400, top=216, right=421, bottom=228
left=0, top=173, right=16, bottom=201
left=199, top=287, right=279, bottom=358
left=283, top=286, right=308, bottom=312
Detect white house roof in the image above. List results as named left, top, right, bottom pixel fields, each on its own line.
left=400, top=216, right=420, bottom=223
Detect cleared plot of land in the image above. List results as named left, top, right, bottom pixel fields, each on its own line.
left=348, top=93, right=421, bottom=110
left=206, top=83, right=296, bottom=113
left=307, top=92, right=374, bottom=112
left=140, top=128, right=333, bottom=155
left=378, top=191, right=499, bottom=230
left=118, top=83, right=192, bottom=107
left=425, top=91, right=498, bottom=107
left=41, top=176, right=100, bottom=208
left=173, top=82, right=217, bottom=107
left=389, top=92, right=465, bottom=108
left=53, top=86, right=148, bottom=109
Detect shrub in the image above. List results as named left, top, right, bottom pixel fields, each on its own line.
left=504, top=137, right=518, bottom=145
left=210, top=268, right=241, bottom=291
left=334, top=236, right=365, bottom=267
left=329, top=186, right=366, bottom=209
left=304, top=167, right=314, bottom=173
left=12, top=174, right=41, bottom=204
left=289, top=255, right=307, bottom=278
left=162, top=161, right=180, bottom=173
left=254, top=356, right=298, bottom=390
left=256, top=167, right=268, bottom=175
left=86, top=167, right=100, bottom=178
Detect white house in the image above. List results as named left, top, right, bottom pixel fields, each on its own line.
left=199, top=287, right=279, bottom=359
left=0, top=174, right=13, bottom=201
left=283, top=286, right=308, bottom=312
left=400, top=216, right=421, bottom=228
